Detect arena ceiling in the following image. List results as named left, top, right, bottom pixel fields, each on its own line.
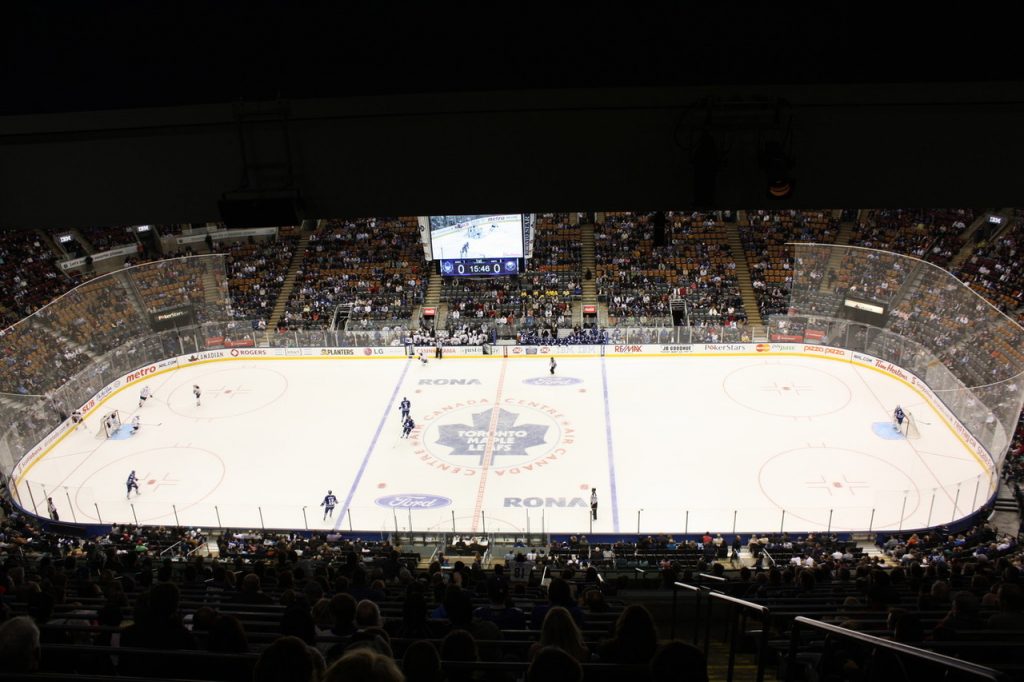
left=2, top=6, right=1023, bottom=228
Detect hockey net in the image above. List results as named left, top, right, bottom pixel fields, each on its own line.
left=96, top=410, right=122, bottom=439
left=900, top=411, right=922, bottom=439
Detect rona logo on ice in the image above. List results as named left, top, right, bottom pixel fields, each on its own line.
left=436, top=408, right=549, bottom=464
left=375, top=494, right=452, bottom=509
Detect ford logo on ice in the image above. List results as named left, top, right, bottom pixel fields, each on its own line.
left=374, top=494, right=452, bottom=509
left=523, top=376, right=583, bottom=386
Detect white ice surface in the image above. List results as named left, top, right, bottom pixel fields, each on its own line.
left=18, top=354, right=991, bottom=535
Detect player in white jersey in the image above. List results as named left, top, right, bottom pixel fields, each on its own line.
left=139, top=386, right=152, bottom=408
left=193, top=385, right=202, bottom=406
left=131, top=415, right=141, bottom=434
left=418, top=351, right=428, bottom=366
left=549, top=357, right=557, bottom=375
left=321, top=490, right=338, bottom=520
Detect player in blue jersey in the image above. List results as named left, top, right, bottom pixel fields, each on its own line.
left=893, top=405, right=906, bottom=430
left=402, top=416, right=415, bottom=438
left=126, top=470, right=140, bottom=498
left=400, top=397, right=411, bottom=420
left=321, top=490, right=338, bottom=520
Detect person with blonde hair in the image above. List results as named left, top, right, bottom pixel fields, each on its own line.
left=529, top=606, right=590, bottom=662
left=324, top=648, right=403, bottom=682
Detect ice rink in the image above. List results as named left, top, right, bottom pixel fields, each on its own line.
left=15, top=352, right=993, bottom=535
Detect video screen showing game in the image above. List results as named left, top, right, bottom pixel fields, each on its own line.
left=429, top=214, right=524, bottom=260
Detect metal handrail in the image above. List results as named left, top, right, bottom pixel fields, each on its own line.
left=787, top=616, right=1005, bottom=682
left=158, top=540, right=183, bottom=557
left=698, top=572, right=727, bottom=583
left=672, top=580, right=723, bottom=655
left=708, top=591, right=771, bottom=682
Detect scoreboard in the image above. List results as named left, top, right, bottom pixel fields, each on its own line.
left=440, top=258, right=519, bottom=277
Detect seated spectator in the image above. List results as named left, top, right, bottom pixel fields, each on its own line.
left=0, top=616, right=41, bottom=674
left=324, top=648, right=404, bottom=682
left=473, top=581, right=526, bottom=630
left=987, top=583, right=1024, bottom=630
left=440, top=629, right=479, bottom=682
left=599, top=604, right=660, bottom=664
left=529, top=577, right=586, bottom=629
left=529, top=606, right=590, bottom=662
left=650, top=640, right=709, bottom=682
left=254, top=635, right=325, bottom=682
left=355, top=598, right=383, bottom=629
left=328, top=592, right=357, bottom=639
left=403, top=640, right=442, bottom=682
left=231, top=572, right=273, bottom=604
left=931, top=591, right=985, bottom=640
left=528, top=646, right=583, bottom=682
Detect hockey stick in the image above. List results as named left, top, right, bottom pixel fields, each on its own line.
left=137, top=422, right=163, bottom=427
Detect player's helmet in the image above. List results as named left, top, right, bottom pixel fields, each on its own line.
left=327, top=490, right=332, bottom=494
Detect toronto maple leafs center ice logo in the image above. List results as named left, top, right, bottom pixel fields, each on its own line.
left=434, top=408, right=550, bottom=465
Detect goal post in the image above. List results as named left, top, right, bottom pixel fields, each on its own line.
left=95, top=410, right=123, bottom=439
left=901, top=411, right=922, bottom=439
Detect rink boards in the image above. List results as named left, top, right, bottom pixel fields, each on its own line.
left=11, top=343, right=997, bottom=535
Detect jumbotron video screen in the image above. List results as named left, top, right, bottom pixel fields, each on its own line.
left=429, top=214, right=524, bottom=260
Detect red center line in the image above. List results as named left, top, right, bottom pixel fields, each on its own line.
left=471, top=358, right=509, bottom=531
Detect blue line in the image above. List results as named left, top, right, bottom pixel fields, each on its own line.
left=335, top=358, right=412, bottom=530
left=600, top=355, right=621, bottom=532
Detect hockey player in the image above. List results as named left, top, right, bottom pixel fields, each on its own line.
left=47, top=497, right=58, bottom=521
left=549, top=357, right=557, bottom=375
left=399, top=397, right=411, bottom=420
left=126, top=470, right=140, bottom=498
left=71, top=410, right=83, bottom=432
left=418, top=351, right=428, bottom=366
left=193, top=385, right=202, bottom=407
left=461, top=242, right=469, bottom=257
left=139, top=385, right=152, bottom=408
left=402, top=415, right=415, bottom=438
left=321, top=490, right=338, bottom=520
left=106, top=413, right=119, bottom=436
left=131, top=415, right=141, bottom=434
left=893, top=405, right=906, bottom=430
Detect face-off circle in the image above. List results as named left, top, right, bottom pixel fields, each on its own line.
left=74, top=446, right=226, bottom=524
left=168, top=366, right=288, bottom=419
left=723, top=362, right=852, bottom=418
left=758, top=446, right=921, bottom=530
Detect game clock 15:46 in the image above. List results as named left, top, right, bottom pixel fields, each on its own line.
left=440, top=258, right=519, bottom=277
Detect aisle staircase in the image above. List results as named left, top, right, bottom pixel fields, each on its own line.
left=816, top=219, right=856, bottom=293
left=948, top=210, right=1006, bottom=270
left=417, top=273, right=443, bottom=327
left=723, top=221, right=765, bottom=338
left=579, top=223, right=603, bottom=321
left=267, top=228, right=313, bottom=329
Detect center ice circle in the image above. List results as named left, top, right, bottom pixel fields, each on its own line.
left=722, top=362, right=852, bottom=417
left=415, top=399, right=566, bottom=471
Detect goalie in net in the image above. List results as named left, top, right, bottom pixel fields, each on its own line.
left=96, top=410, right=123, bottom=439
left=893, top=405, right=921, bottom=439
